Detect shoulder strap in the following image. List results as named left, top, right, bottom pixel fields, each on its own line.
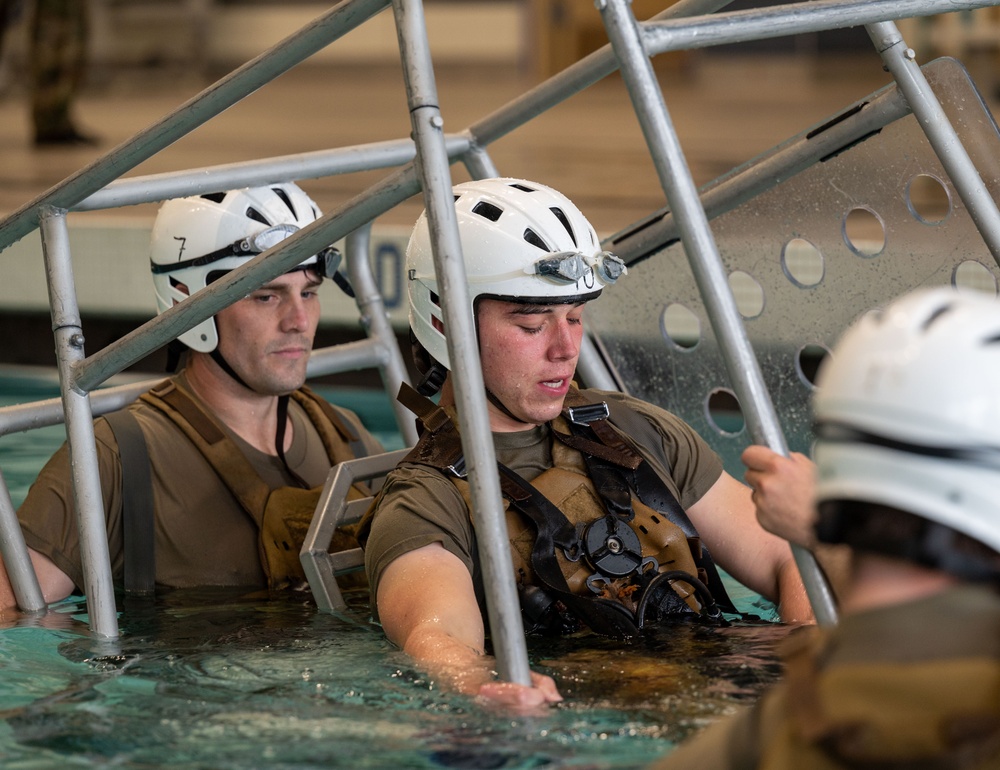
left=141, top=380, right=271, bottom=524
left=293, top=385, right=369, bottom=461
left=558, top=388, right=738, bottom=614
left=103, top=409, right=156, bottom=595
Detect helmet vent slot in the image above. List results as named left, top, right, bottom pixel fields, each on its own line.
left=200, top=192, right=226, bottom=204
left=921, top=304, right=953, bottom=331
left=272, top=187, right=297, bottom=220
left=245, top=206, right=269, bottom=225
left=472, top=201, right=503, bottom=222
left=429, top=290, right=441, bottom=309
left=523, top=228, right=549, bottom=251
left=549, top=207, right=577, bottom=247
left=509, top=183, right=536, bottom=193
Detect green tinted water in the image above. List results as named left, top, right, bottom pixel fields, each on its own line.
left=0, top=375, right=788, bottom=769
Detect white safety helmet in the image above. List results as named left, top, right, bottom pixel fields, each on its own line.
left=150, top=183, right=340, bottom=352
left=406, top=177, right=626, bottom=372
left=813, top=286, right=1000, bottom=562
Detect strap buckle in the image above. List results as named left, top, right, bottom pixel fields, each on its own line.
left=445, top=455, right=467, bottom=479
left=567, top=402, right=610, bottom=426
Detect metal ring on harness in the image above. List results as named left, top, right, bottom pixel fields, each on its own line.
left=582, top=514, right=643, bottom=577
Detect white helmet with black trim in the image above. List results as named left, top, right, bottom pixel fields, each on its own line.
left=813, top=286, right=1000, bottom=570
left=406, top=177, right=626, bottom=374
left=150, top=183, right=340, bottom=352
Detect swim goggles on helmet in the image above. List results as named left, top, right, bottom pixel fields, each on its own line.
left=530, top=251, right=627, bottom=285
left=150, top=223, right=342, bottom=279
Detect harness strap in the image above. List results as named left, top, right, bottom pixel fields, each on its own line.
left=103, top=409, right=156, bottom=595
left=556, top=390, right=738, bottom=615
left=497, top=463, right=642, bottom=638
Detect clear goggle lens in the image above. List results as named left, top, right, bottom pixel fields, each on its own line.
left=239, top=223, right=300, bottom=254
left=239, top=224, right=341, bottom=278
left=531, top=250, right=626, bottom=285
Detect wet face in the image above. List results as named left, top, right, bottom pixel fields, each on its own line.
left=476, top=297, right=586, bottom=432
left=213, top=270, right=321, bottom=395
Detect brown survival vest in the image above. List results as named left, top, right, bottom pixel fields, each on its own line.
left=108, top=379, right=370, bottom=592
left=722, top=624, right=1000, bottom=770
left=396, top=384, right=736, bottom=638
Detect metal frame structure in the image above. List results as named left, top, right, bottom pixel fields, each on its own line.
left=0, top=0, right=998, bottom=688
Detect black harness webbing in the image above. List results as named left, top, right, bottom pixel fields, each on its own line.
left=496, top=463, right=645, bottom=638
left=396, top=383, right=738, bottom=633
left=556, top=419, right=737, bottom=615
left=103, top=409, right=156, bottom=595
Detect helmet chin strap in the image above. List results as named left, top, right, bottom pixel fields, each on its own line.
left=484, top=386, right=534, bottom=428
left=209, top=344, right=308, bottom=487
left=210, top=347, right=251, bottom=391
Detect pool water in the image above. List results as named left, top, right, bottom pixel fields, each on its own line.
left=0, top=375, right=789, bottom=769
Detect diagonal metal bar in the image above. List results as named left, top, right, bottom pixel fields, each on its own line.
left=0, top=0, right=390, bottom=254
left=640, top=0, right=1000, bottom=54
left=599, top=0, right=838, bottom=626
left=867, top=20, right=1000, bottom=267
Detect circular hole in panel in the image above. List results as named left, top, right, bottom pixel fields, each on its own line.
left=953, top=260, right=999, bottom=296
left=842, top=206, right=886, bottom=258
left=661, top=303, right=701, bottom=350
left=906, top=174, right=951, bottom=225
left=781, top=238, right=824, bottom=288
left=796, top=343, right=831, bottom=388
left=706, top=388, right=745, bottom=436
left=728, top=270, right=765, bottom=319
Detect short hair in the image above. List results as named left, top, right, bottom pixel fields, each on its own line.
left=817, top=500, right=1000, bottom=584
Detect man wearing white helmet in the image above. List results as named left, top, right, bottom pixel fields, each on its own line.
left=653, top=286, right=1000, bottom=769
left=3, top=183, right=382, bottom=608
left=359, top=178, right=812, bottom=708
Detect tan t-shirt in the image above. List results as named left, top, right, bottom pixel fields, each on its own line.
left=18, top=373, right=381, bottom=591
left=362, top=388, right=722, bottom=618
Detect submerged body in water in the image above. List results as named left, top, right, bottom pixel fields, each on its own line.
left=0, top=377, right=791, bottom=768
left=0, top=587, right=791, bottom=769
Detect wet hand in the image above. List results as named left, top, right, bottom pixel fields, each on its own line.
left=741, top=445, right=818, bottom=548
left=476, top=672, right=563, bottom=712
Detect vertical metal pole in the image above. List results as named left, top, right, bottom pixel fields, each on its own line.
left=39, top=207, right=119, bottom=638
left=344, top=225, right=419, bottom=447
left=391, top=0, right=532, bottom=684
left=599, top=0, right=838, bottom=626
left=868, top=20, right=1000, bottom=268
left=0, top=468, right=46, bottom=611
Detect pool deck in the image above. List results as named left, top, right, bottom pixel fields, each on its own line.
left=0, top=52, right=918, bottom=236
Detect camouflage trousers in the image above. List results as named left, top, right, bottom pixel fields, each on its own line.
left=0, top=0, right=88, bottom=136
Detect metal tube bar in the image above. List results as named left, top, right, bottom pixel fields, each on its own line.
left=0, top=380, right=151, bottom=436
left=73, top=136, right=471, bottom=213
left=655, top=0, right=735, bottom=18
left=306, top=338, right=392, bottom=378
left=600, top=0, right=838, bottom=626
left=465, top=0, right=994, bottom=153
left=459, top=141, right=500, bottom=180
left=868, top=21, right=1000, bottom=266
left=392, top=0, right=532, bottom=686
left=73, top=164, right=423, bottom=393
left=0, top=467, right=46, bottom=611
left=0, top=0, right=390, bottom=252
left=344, top=225, right=419, bottom=446
left=640, top=0, right=1000, bottom=54
left=39, top=207, right=118, bottom=636
left=0, top=337, right=406, bottom=437
left=577, top=333, right=619, bottom=392
left=608, top=81, right=912, bottom=262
